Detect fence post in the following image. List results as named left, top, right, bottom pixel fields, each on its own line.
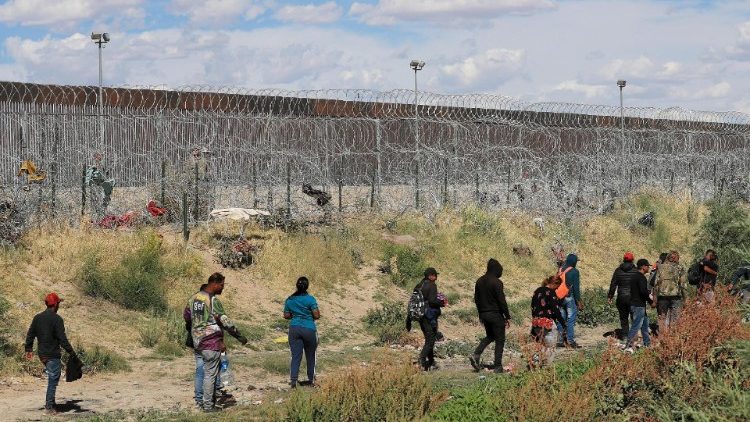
left=669, top=169, right=675, bottom=194
left=443, top=156, right=449, bottom=207
left=506, top=165, right=511, bottom=205
left=81, top=165, right=86, bottom=216
left=375, top=119, right=382, bottom=206
left=474, top=172, right=480, bottom=205
left=415, top=161, right=420, bottom=209
left=160, top=160, right=166, bottom=206
left=182, top=191, right=189, bottom=242
left=286, top=161, right=291, bottom=218
left=193, top=162, right=199, bottom=222
left=252, top=160, right=258, bottom=208
left=338, top=156, right=343, bottom=213
left=370, top=169, right=376, bottom=209
left=51, top=124, right=59, bottom=216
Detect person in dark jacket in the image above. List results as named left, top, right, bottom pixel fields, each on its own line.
left=624, top=259, right=655, bottom=352
left=608, top=252, right=638, bottom=340
left=730, top=263, right=750, bottom=304
left=470, top=259, right=511, bottom=373
left=699, top=250, right=719, bottom=302
left=555, top=254, right=583, bottom=348
left=416, top=267, right=444, bottom=371
left=24, top=292, right=77, bottom=413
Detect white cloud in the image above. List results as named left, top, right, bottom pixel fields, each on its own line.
left=350, top=0, right=556, bottom=25
left=438, top=48, right=525, bottom=89
left=670, top=81, right=731, bottom=100
left=725, top=21, right=750, bottom=60
left=0, top=0, right=143, bottom=27
left=553, top=80, right=607, bottom=99
left=168, top=0, right=266, bottom=25
left=275, top=2, right=343, bottom=24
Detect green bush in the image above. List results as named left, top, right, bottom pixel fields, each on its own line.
left=363, top=302, right=407, bottom=345
left=507, top=299, right=531, bottom=322
left=0, top=294, right=13, bottom=357
left=73, top=345, right=130, bottom=374
left=578, top=287, right=617, bottom=327
left=75, top=231, right=195, bottom=312
left=453, top=307, right=477, bottom=323
left=692, top=199, right=750, bottom=284
left=382, top=244, right=427, bottom=287
left=140, top=310, right=186, bottom=349
left=435, top=340, right=474, bottom=359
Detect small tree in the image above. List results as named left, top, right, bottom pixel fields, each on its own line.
left=692, top=199, right=750, bottom=284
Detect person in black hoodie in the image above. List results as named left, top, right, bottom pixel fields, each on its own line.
left=416, top=267, right=444, bottom=371
left=624, top=259, right=655, bottom=352
left=470, top=258, right=511, bottom=373
left=607, top=252, right=638, bottom=340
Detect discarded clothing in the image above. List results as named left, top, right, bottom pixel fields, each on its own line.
left=147, top=200, right=167, bottom=217
left=209, top=208, right=270, bottom=221
left=17, top=160, right=46, bottom=182
left=98, top=211, right=137, bottom=229
left=302, top=184, right=332, bottom=207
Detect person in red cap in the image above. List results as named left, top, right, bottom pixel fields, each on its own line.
left=607, top=252, right=638, bottom=341
left=24, top=292, right=76, bottom=413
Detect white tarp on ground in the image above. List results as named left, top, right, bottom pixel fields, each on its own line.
left=209, top=208, right=271, bottom=221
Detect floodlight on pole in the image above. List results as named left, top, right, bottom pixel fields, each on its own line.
left=617, top=80, right=626, bottom=153
left=91, top=32, right=110, bottom=163
left=410, top=59, right=425, bottom=208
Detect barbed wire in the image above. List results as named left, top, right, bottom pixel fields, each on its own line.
left=0, top=81, right=747, bottom=233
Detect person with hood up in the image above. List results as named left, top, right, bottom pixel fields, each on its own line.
left=415, top=267, right=444, bottom=371
left=556, top=254, right=583, bottom=348
left=470, top=258, right=512, bottom=373
left=608, top=252, right=638, bottom=340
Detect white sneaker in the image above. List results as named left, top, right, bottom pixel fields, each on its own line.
left=623, top=347, right=634, bottom=354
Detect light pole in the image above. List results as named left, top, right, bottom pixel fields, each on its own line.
left=91, top=32, right=110, bottom=164
left=617, top=79, right=626, bottom=152
left=410, top=59, right=425, bottom=208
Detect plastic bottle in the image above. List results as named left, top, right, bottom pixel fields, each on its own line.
left=219, top=352, right=233, bottom=387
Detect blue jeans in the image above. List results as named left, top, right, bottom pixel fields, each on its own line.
left=194, top=351, right=222, bottom=405
left=288, top=326, right=318, bottom=385
left=556, top=296, right=578, bottom=344
left=44, top=358, right=61, bottom=409
left=627, top=306, right=650, bottom=347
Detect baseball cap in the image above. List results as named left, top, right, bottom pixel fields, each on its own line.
left=636, top=258, right=650, bottom=268
left=424, top=267, right=439, bottom=277
left=623, top=252, right=635, bottom=262
left=44, top=292, right=63, bottom=306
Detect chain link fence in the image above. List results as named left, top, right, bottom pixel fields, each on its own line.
left=0, top=82, right=748, bottom=234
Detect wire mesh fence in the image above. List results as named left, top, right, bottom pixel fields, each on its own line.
left=0, top=82, right=748, bottom=233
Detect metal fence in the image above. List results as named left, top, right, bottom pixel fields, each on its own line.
left=1, top=82, right=748, bottom=228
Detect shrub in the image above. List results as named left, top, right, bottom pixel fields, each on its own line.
left=139, top=317, right=163, bottom=348
left=363, top=302, right=408, bottom=345
left=507, top=299, right=531, bottom=322
left=382, top=244, right=427, bottom=287
left=73, top=345, right=130, bottom=374
left=453, top=307, right=477, bottom=323
left=578, top=287, right=617, bottom=327
left=285, top=354, right=447, bottom=421
left=692, top=199, right=750, bottom=284
left=0, top=294, right=14, bottom=358
left=435, top=340, right=474, bottom=358
left=74, top=231, right=196, bottom=312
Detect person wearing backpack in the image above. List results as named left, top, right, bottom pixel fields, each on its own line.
left=555, top=254, right=583, bottom=348
left=653, top=251, right=685, bottom=329
left=414, top=268, right=443, bottom=371
left=624, top=259, right=655, bottom=353
left=608, top=252, right=638, bottom=340
left=470, top=258, right=511, bottom=373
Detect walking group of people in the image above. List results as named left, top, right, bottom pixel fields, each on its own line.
left=21, top=247, right=749, bottom=413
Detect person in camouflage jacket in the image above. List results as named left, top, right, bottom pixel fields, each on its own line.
left=653, top=251, right=685, bottom=329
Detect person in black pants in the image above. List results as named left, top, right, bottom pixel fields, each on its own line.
left=470, top=258, right=511, bottom=373
left=416, top=267, right=444, bottom=371
left=608, top=252, right=638, bottom=340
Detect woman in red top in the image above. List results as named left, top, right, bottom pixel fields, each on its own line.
left=530, top=275, right=565, bottom=367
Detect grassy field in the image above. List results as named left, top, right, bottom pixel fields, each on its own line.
left=0, top=189, right=748, bottom=421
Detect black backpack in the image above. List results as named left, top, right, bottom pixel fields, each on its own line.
left=407, top=283, right=426, bottom=321
left=687, top=260, right=703, bottom=286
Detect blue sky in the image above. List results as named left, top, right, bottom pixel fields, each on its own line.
left=0, top=0, right=748, bottom=112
